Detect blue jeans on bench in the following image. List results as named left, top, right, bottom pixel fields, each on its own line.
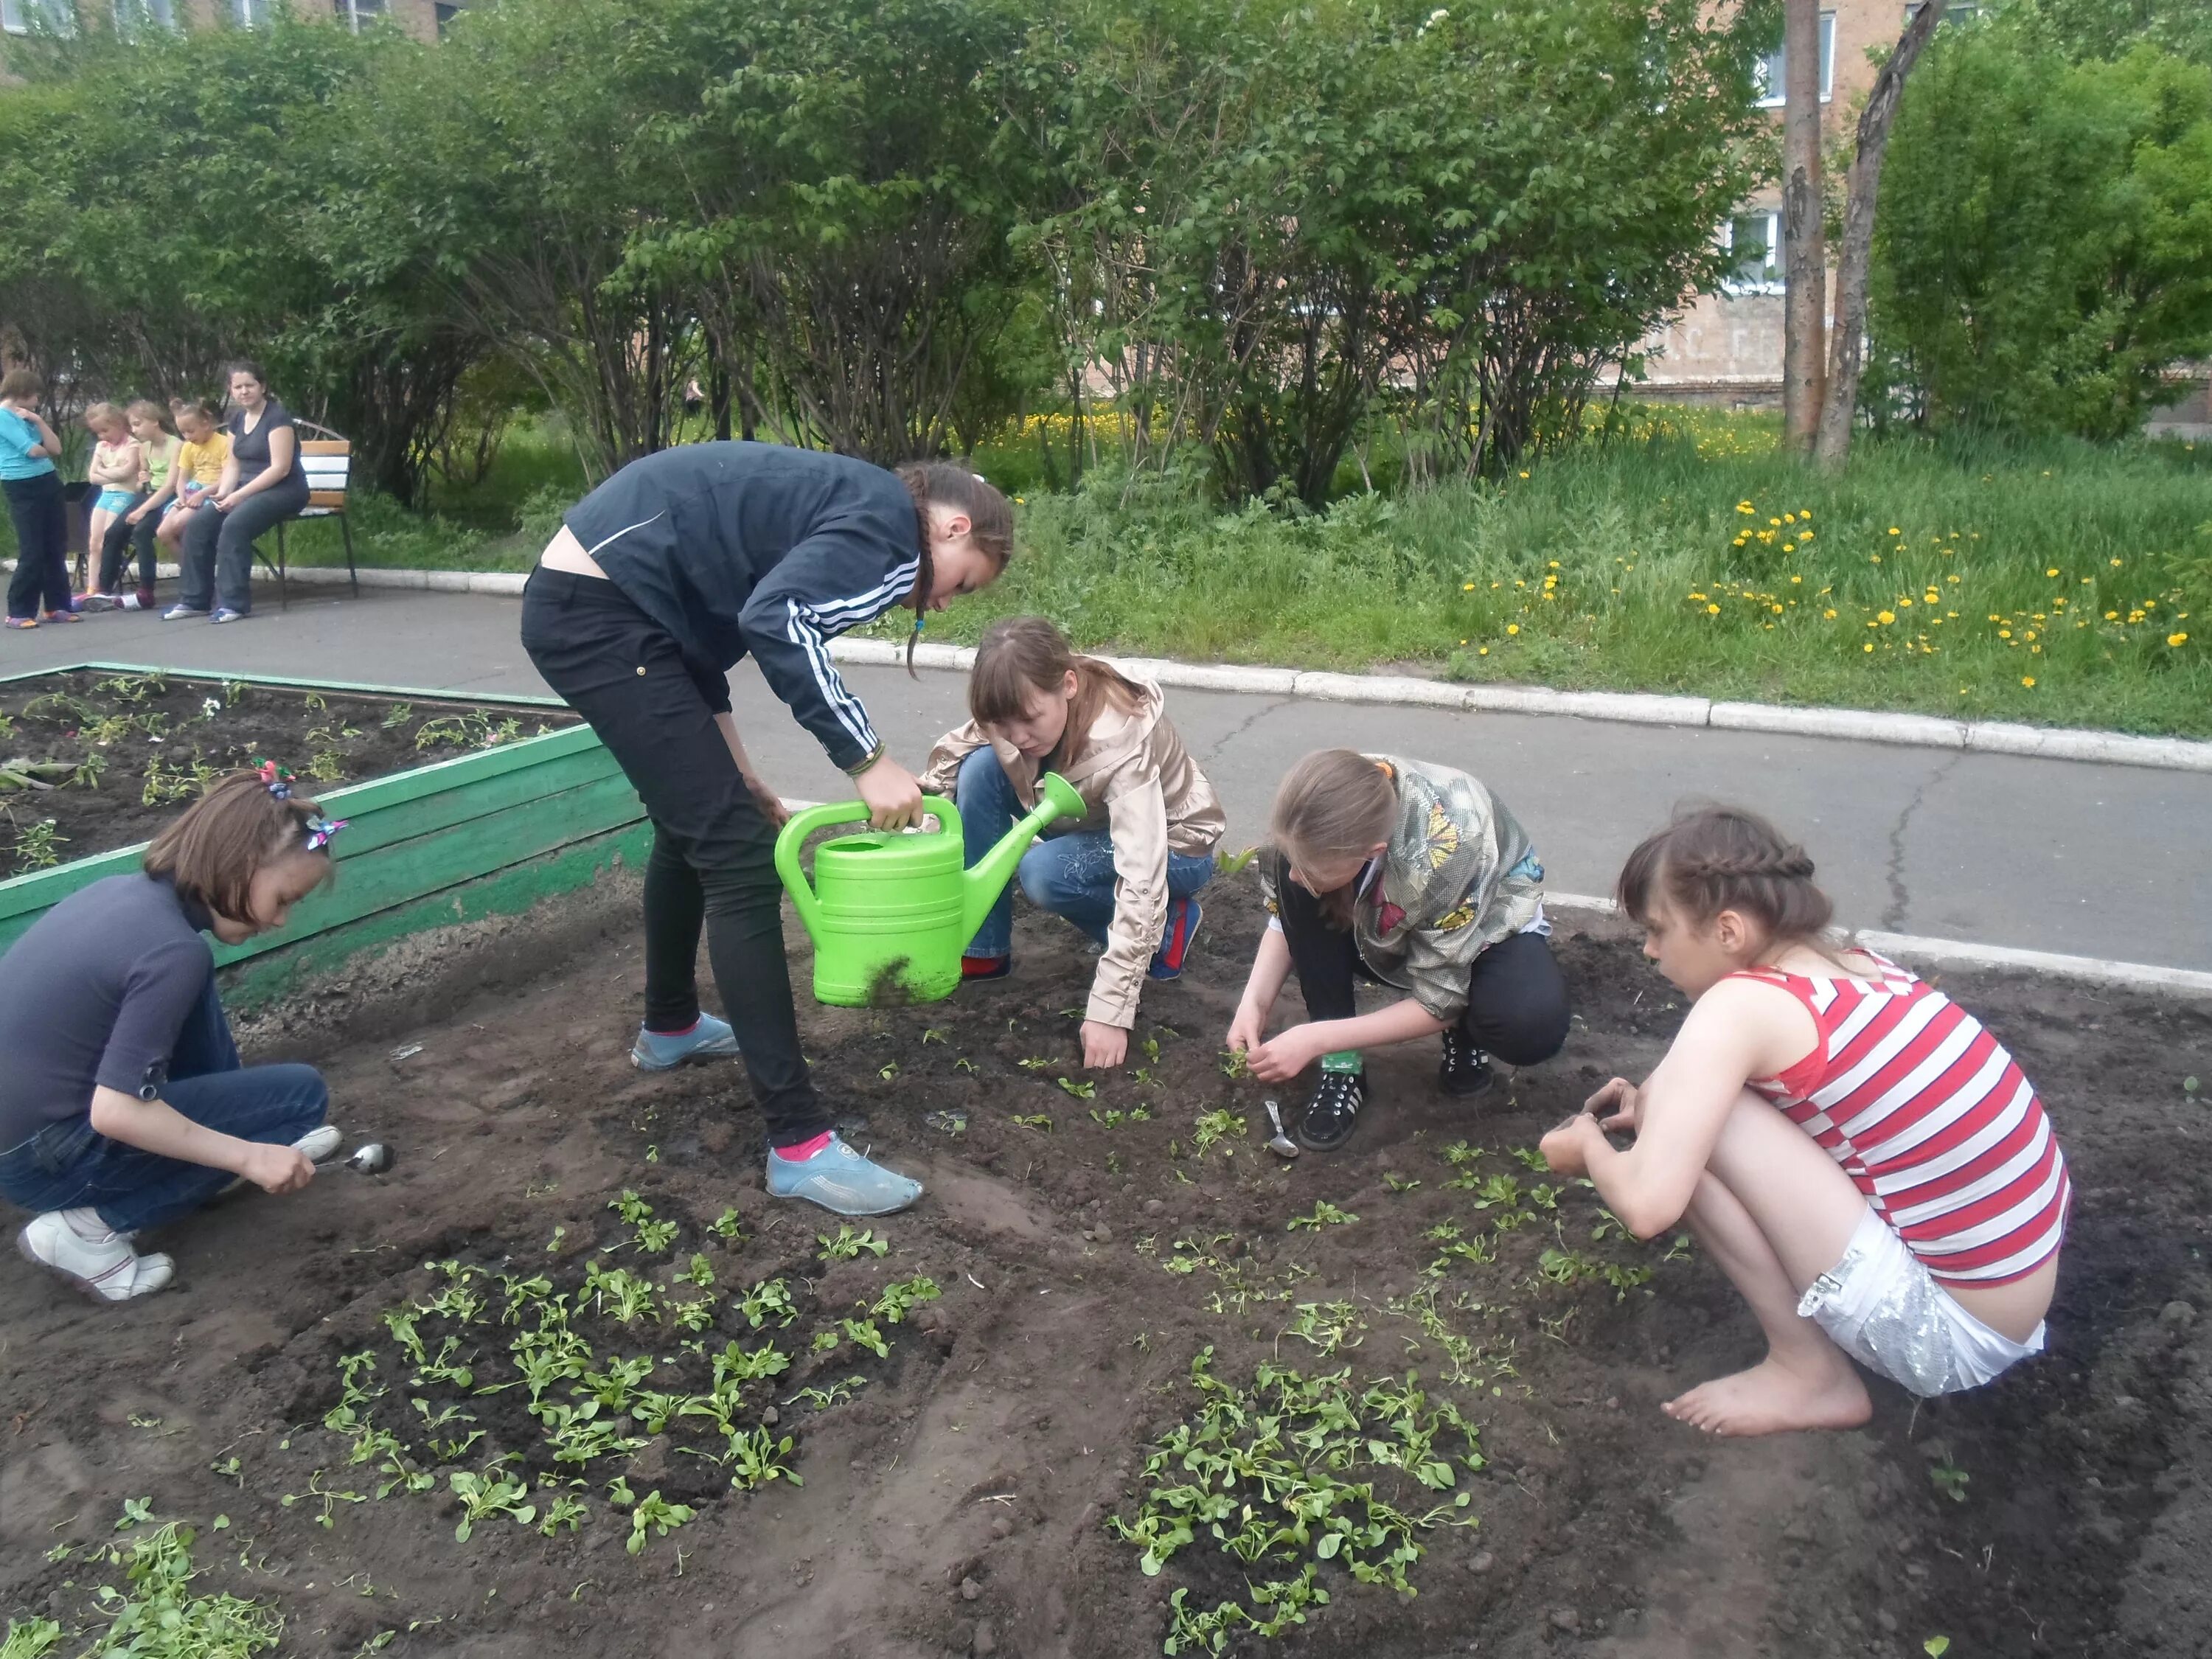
left=954, top=745, right=1214, bottom=961
left=0, top=977, right=328, bottom=1235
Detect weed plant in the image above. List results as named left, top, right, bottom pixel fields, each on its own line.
left=12, top=1506, right=284, bottom=1657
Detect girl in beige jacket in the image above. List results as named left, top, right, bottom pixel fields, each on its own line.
left=922, top=616, right=1224, bottom=1068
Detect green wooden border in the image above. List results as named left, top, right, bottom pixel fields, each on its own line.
left=0, top=666, right=643, bottom=982
left=0, top=658, right=568, bottom=707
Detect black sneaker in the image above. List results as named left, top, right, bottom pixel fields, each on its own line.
left=1439, top=1027, right=1492, bottom=1097
left=1296, top=1070, right=1366, bottom=1152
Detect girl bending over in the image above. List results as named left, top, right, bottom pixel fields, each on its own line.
left=1229, top=749, right=1569, bottom=1151
left=1542, top=807, right=2068, bottom=1436
left=922, top=616, right=1222, bottom=1068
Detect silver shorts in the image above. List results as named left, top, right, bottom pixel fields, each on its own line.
left=1796, top=1208, right=2045, bottom=1397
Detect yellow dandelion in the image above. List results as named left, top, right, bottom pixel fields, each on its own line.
left=1863, top=643, right=1874, bottom=653
left=1517, top=470, right=1529, bottom=479
left=1823, top=608, right=1837, bottom=619
left=1462, top=582, right=1475, bottom=591
left=1871, top=554, right=1882, bottom=564
left=2021, top=676, right=2036, bottom=688
left=2111, top=558, right=2123, bottom=567
left=1888, top=526, right=1901, bottom=536
left=1478, top=647, right=1489, bottom=656
left=2170, top=633, right=2190, bottom=647
left=2045, top=568, right=2059, bottom=577
left=1705, top=604, right=1720, bottom=616
left=1878, top=611, right=1896, bottom=625
left=1790, top=574, right=1804, bottom=584
left=1506, top=624, right=1520, bottom=636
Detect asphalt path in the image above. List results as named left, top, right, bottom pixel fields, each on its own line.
left=11, top=585, right=2208, bottom=970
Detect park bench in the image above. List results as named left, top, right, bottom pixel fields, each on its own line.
left=264, top=421, right=361, bottom=608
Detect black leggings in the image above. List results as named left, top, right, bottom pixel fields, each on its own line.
left=520, top=566, right=830, bottom=1148
left=1266, top=850, right=1571, bottom=1066
left=4, top=472, right=72, bottom=621
left=98, top=493, right=159, bottom=595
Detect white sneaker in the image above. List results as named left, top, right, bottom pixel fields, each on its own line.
left=18, top=1211, right=175, bottom=1301
left=294, top=1125, right=343, bottom=1163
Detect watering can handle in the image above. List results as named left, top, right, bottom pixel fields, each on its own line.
left=773, top=796, right=961, bottom=937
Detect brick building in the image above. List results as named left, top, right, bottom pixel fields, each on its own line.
left=1, top=0, right=462, bottom=48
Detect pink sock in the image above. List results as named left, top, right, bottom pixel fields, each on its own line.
left=775, top=1130, right=834, bottom=1162
left=646, top=1018, right=700, bottom=1037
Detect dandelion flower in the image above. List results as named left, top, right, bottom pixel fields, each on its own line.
left=2170, top=633, right=2190, bottom=647
left=2111, top=558, right=2123, bottom=567
left=1790, top=574, right=1803, bottom=584
left=1706, top=604, right=1720, bottom=616
left=1863, top=643, right=1874, bottom=653
left=1823, top=608, right=1837, bottom=619
left=2045, top=568, right=2059, bottom=578
left=1478, top=647, right=1489, bottom=656
left=1877, top=611, right=1896, bottom=625
left=1888, top=527, right=1901, bottom=536
left=1517, top=470, right=1529, bottom=479
left=2021, top=676, right=2036, bottom=688
left=1506, top=624, right=1520, bottom=636
left=1463, top=582, right=1475, bottom=591
left=1871, top=554, right=1882, bottom=564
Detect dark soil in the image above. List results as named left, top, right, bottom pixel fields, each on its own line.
left=0, top=669, right=578, bottom=875
left=2, top=872, right=2208, bottom=1659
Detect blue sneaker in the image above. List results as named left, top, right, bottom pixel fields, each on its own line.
left=765, top=1133, right=922, bottom=1217
left=630, top=1012, right=741, bottom=1071
left=209, top=607, right=248, bottom=624
left=1149, top=896, right=1202, bottom=980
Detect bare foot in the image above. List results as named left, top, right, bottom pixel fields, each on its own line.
left=1662, top=1355, right=1872, bottom=1437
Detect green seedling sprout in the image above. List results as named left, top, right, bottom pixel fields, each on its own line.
left=1286, top=1200, right=1358, bottom=1231
left=1056, top=1077, right=1096, bottom=1099
left=816, top=1226, right=890, bottom=1263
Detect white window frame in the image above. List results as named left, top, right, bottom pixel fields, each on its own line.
left=1720, top=212, right=1786, bottom=296
left=112, top=0, right=176, bottom=32
left=333, top=0, right=386, bottom=32
left=2, top=0, right=77, bottom=36
left=1756, top=11, right=1836, bottom=107
left=232, top=0, right=270, bottom=27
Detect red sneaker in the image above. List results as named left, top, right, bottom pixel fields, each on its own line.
left=961, top=954, right=1012, bottom=981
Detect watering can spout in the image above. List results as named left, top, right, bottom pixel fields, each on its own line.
left=960, top=771, right=1085, bottom=941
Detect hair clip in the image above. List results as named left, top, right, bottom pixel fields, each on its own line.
left=912, top=613, right=925, bottom=633
left=303, top=814, right=348, bottom=853
left=255, top=757, right=293, bottom=799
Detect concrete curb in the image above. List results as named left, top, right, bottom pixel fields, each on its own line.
left=1545, top=891, right=2212, bottom=998
left=823, top=639, right=2212, bottom=773
left=18, top=558, right=2208, bottom=771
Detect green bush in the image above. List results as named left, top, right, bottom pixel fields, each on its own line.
left=1874, top=27, right=2212, bottom=439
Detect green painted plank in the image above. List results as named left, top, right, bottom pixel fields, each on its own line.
left=220, top=821, right=653, bottom=1009
left=0, top=726, right=626, bottom=928
left=209, top=771, right=645, bottom=967
left=309, top=745, right=631, bottom=860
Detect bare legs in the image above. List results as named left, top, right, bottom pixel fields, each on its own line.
left=1665, top=1091, right=1875, bottom=1437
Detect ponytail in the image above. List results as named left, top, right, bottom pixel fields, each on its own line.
left=894, top=462, right=1014, bottom=675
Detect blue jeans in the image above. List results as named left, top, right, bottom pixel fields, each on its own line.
left=955, top=745, right=1214, bottom=959
left=0, top=977, right=328, bottom=1234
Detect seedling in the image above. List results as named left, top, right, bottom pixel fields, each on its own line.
left=1010, top=1113, right=1055, bottom=1132
left=870, top=1276, right=941, bottom=1324
left=1286, top=1200, right=1358, bottom=1231
left=1214, top=844, right=1260, bottom=877
left=708, top=1208, right=743, bottom=1240
left=12, top=818, right=66, bottom=872
left=737, top=1277, right=796, bottom=1328
left=672, top=1253, right=715, bottom=1290
left=625, top=1491, right=695, bottom=1554
left=448, top=1467, right=536, bottom=1541
left=381, top=703, right=414, bottom=728
left=1220, top=1049, right=1251, bottom=1079
left=838, top=1317, right=890, bottom=1358
left=1930, top=1457, right=1969, bottom=1503
left=70, top=750, right=108, bottom=789
left=785, top=1377, right=866, bottom=1413
left=58, top=1507, right=284, bottom=1658
left=1017, top=1057, right=1051, bottom=1071
left=724, top=1427, right=802, bottom=1492
left=1056, top=1077, right=1096, bottom=1099
left=816, top=1226, right=890, bottom=1263
left=1190, top=1108, right=1245, bottom=1158
left=1382, top=1172, right=1420, bottom=1193
left=879, top=1061, right=899, bottom=1079
left=538, top=1495, right=588, bottom=1537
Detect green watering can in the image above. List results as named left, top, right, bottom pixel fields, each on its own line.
left=775, top=771, right=1085, bottom=1006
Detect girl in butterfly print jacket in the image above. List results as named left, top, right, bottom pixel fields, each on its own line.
left=1228, top=749, right=1570, bottom=1152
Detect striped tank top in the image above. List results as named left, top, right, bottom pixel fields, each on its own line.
left=1736, top=956, right=2070, bottom=1287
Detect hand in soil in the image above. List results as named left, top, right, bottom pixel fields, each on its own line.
left=236, top=1141, right=316, bottom=1195
left=1080, top=1020, right=1127, bottom=1069
left=1662, top=1355, right=1873, bottom=1438
left=1225, top=1001, right=1266, bottom=1057
left=1539, top=1113, right=1599, bottom=1178
left=1245, top=1024, right=1321, bottom=1084
left=1585, top=1074, right=1642, bottom=1130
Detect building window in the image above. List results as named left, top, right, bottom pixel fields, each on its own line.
left=232, top=0, right=270, bottom=26
left=113, top=0, right=178, bottom=32
left=1905, top=3, right=1983, bottom=25
left=1756, top=12, right=1836, bottom=106
left=434, top=1, right=464, bottom=35
left=1722, top=213, right=1785, bottom=295
left=332, top=0, right=386, bottom=32
left=2, top=0, right=77, bottom=35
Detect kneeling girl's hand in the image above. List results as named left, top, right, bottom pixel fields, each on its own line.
left=237, top=1141, right=316, bottom=1195
left=1081, top=1020, right=1127, bottom=1070
left=1246, top=1025, right=1321, bottom=1085
left=1225, top=1002, right=1267, bottom=1059
left=1585, top=1076, right=1641, bottom=1132
left=1540, top=1113, right=1599, bottom=1178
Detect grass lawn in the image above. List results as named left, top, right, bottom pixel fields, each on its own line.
left=6, top=406, right=2204, bottom=736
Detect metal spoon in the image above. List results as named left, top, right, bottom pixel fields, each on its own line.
left=1262, top=1100, right=1299, bottom=1160
left=318, top=1142, right=393, bottom=1175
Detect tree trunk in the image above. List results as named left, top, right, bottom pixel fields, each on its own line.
left=1816, top=1, right=1947, bottom=470
left=1781, top=0, right=1827, bottom=454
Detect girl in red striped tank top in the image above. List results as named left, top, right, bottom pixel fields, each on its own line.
left=1540, top=807, right=2067, bottom=1437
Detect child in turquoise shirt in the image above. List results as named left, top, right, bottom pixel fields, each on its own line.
left=1, top=368, right=77, bottom=628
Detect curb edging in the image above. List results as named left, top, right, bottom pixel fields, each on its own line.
left=1545, top=891, right=2212, bottom=998
left=824, top=637, right=2212, bottom=773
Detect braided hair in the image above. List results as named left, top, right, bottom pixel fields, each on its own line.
left=1616, top=805, right=1833, bottom=945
